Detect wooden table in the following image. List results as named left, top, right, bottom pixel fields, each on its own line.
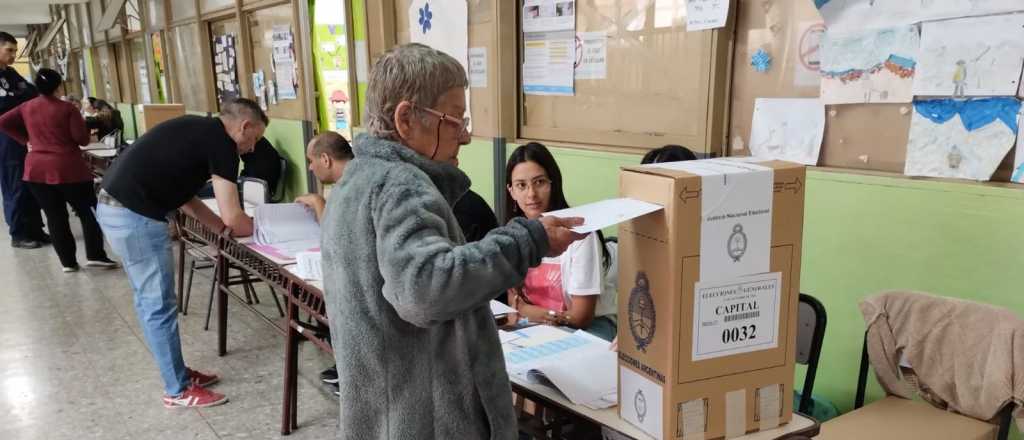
left=509, top=374, right=820, bottom=440
left=176, top=207, right=820, bottom=439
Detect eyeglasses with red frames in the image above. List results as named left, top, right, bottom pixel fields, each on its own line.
left=416, top=105, right=471, bottom=134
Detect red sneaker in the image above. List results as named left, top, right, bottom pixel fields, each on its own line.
left=162, top=385, right=228, bottom=408
left=187, top=367, right=220, bottom=388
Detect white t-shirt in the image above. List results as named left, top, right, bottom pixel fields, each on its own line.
left=522, top=232, right=617, bottom=320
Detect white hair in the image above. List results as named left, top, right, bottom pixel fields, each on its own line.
left=365, top=43, right=467, bottom=141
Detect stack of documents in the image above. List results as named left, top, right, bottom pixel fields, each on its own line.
left=251, top=203, right=320, bottom=259
left=295, top=251, right=322, bottom=280
left=503, top=326, right=618, bottom=409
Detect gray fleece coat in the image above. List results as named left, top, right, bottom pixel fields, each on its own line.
left=322, top=134, right=550, bottom=440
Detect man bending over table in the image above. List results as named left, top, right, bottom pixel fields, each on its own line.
left=96, top=98, right=266, bottom=408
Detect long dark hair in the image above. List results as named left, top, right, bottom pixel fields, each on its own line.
left=505, top=142, right=609, bottom=269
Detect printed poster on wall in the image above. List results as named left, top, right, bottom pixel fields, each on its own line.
left=522, top=0, right=576, bottom=96
left=574, top=31, right=607, bottom=80
left=272, top=25, right=298, bottom=100
left=522, top=0, right=575, bottom=33
left=314, top=0, right=352, bottom=136
left=686, top=0, right=729, bottom=31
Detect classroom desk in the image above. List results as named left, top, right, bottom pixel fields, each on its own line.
left=175, top=210, right=820, bottom=438
left=509, top=374, right=820, bottom=440
left=81, top=145, right=117, bottom=176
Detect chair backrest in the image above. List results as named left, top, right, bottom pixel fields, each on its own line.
left=796, top=293, right=827, bottom=414
left=239, top=177, right=269, bottom=206
left=272, top=157, right=288, bottom=202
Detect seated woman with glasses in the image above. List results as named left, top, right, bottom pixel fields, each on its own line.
left=505, top=142, right=618, bottom=341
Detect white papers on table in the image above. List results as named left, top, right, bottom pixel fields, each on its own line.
left=498, top=329, right=522, bottom=344
left=503, top=328, right=617, bottom=409
left=543, top=198, right=663, bottom=234
left=254, top=203, right=320, bottom=246
left=490, top=300, right=516, bottom=317
left=295, top=251, right=322, bottom=280
left=749, top=98, right=825, bottom=166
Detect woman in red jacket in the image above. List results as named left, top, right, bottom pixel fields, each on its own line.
left=0, top=68, right=115, bottom=272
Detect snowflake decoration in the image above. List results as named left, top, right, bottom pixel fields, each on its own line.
left=418, top=3, right=433, bottom=34
left=751, top=48, right=772, bottom=73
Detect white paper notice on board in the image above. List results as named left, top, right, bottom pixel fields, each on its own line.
left=749, top=98, right=825, bottom=165
left=523, top=31, right=575, bottom=96
left=522, top=0, right=576, bottom=33
left=620, top=366, right=664, bottom=440
left=686, top=0, right=729, bottom=31
left=575, top=31, right=607, bottom=80
left=691, top=272, right=781, bottom=362
left=543, top=198, right=663, bottom=234
left=469, top=47, right=487, bottom=88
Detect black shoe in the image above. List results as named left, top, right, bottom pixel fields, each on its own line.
left=85, top=258, right=120, bottom=269
left=11, top=239, right=42, bottom=249
left=32, top=233, right=51, bottom=245
left=320, top=366, right=339, bottom=384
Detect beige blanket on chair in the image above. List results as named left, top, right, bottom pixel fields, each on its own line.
left=860, top=290, right=1023, bottom=431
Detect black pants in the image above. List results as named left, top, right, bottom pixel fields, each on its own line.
left=26, top=182, right=108, bottom=268
left=0, top=135, right=45, bottom=241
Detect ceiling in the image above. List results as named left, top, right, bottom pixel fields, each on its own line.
left=0, top=1, right=90, bottom=26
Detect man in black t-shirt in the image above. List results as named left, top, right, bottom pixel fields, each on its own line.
left=96, top=98, right=267, bottom=409
left=0, top=32, right=47, bottom=249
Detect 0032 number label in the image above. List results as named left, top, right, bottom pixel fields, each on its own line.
left=721, top=325, right=757, bottom=344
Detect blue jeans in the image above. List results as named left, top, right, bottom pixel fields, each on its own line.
left=96, top=203, right=189, bottom=396
left=585, top=316, right=617, bottom=341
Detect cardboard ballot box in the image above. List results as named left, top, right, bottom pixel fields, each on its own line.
left=615, top=159, right=805, bottom=440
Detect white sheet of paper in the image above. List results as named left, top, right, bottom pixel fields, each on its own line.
left=575, top=31, right=607, bottom=80
left=913, top=14, right=1024, bottom=97
left=543, top=198, right=663, bottom=233
left=683, top=160, right=774, bottom=283
left=490, top=300, right=515, bottom=316
left=354, top=41, right=369, bottom=81
left=692, top=272, right=781, bottom=361
left=820, top=25, right=919, bottom=104
left=620, top=366, right=664, bottom=440
left=523, top=31, right=575, bottom=96
left=469, top=47, right=487, bottom=88
left=528, top=348, right=617, bottom=409
left=816, top=0, right=1024, bottom=32
left=254, top=203, right=321, bottom=246
left=522, top=0, right=575, bottom=33
left=905, top=98, right=1020, bottom=181
left=749, top=98, right=825, bottom=166
left=1014, top=113, right=1024, bottom=183
left=686, top=0, right=729, bottom=31
left=295, top=251, right=322, bottom=280
left=498, top=329, right=521, bottom=344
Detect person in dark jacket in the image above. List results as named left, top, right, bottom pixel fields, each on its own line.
left=0, top=31, right=47, bottom=249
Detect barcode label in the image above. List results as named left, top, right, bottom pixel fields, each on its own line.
left=725, top=311, right=760, bottom=322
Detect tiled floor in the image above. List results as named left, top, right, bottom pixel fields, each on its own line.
left=0, top=218, right=340, bottom=439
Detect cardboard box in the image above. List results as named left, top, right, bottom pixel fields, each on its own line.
left=136, top=104, right=185, bottom=135
left=616, top=159, right=805, bottom=440
left=817, top=396, right=998, bottom=440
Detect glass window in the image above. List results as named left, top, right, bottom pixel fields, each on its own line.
left=170, top=23, right=211, bottom=111
left=130, top=37, right=152, bottom=103
left=170, top=0, right=196, bottom=21
left=126, top=0, right=143, bottom=33
left=201, top=0, right=235, bottom=14
left=146, top=0, right=166, bottom=29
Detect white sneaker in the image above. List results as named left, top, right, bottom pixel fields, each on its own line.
left=85, top=259, right=119, bottom=269
left=62, top=265, right=80, bottom=273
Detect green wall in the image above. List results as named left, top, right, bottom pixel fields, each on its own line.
left=459, top=145, right=1023, bottom=436
left=263, top=118, right=308, bottom=202
left=115, top=103, right=137, bottom=141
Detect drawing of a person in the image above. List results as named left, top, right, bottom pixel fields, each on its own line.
left=953, top=60, right=967, bottom=97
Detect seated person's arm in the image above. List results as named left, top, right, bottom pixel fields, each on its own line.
left=295, top=193, right=326, bottom=222
left=211, top=175, right=254, bottom=237
left=561, top=295, right=598, bottom=329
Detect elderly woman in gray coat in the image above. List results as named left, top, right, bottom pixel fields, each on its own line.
left=321, top=43, right=585, bottom=439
